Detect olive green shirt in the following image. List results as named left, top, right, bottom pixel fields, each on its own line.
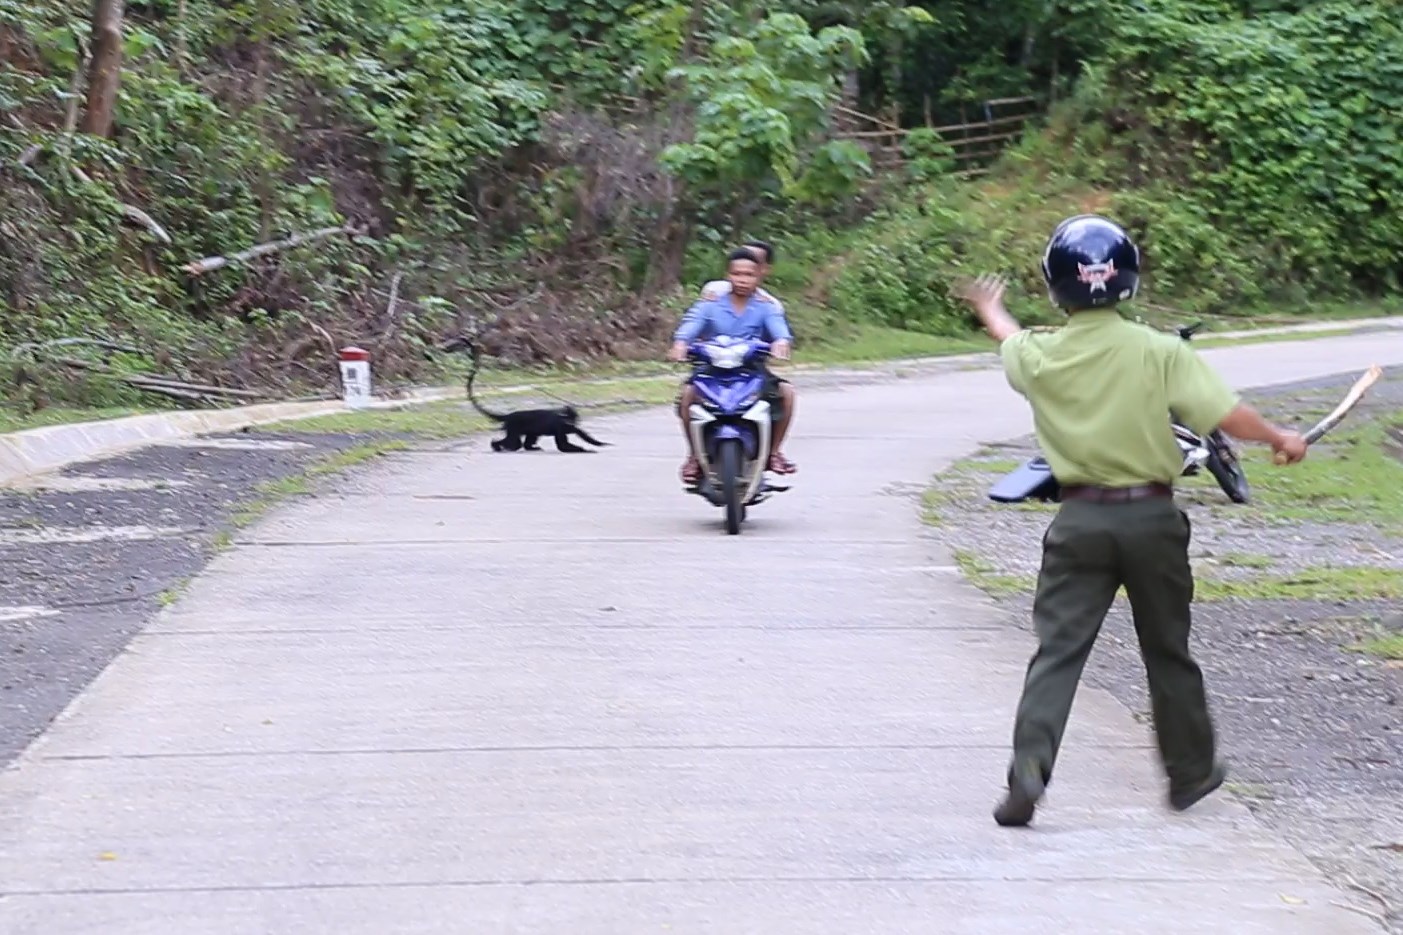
left=1000, top=310, right=1241, bottom=487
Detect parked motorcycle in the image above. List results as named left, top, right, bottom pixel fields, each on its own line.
left=988, top=320, right=1251, bottom=505
left=680, top=335, right=791, bottom=534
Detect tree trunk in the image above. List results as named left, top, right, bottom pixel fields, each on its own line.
left=81, top=0, right=125, bottom=137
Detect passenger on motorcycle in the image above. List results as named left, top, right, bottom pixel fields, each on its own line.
left=698, top=238, right=780, bottom=304
left=668, top=246, right=797, bottom=484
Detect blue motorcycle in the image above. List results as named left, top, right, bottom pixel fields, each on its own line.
left=681, top=335, right=791, bottom=534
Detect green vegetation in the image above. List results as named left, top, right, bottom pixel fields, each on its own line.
left=0, top=405, right=152, bottom=434
left=1, top=0, right=1399, bottom=428
left=1204, top=552, right=1274, bottom=570
left=936, top=399, right=1403, bottom=606
left=951, top=549, right=1035, bottom=597
left=227, top=439, right=409, bottom=528
left=1183, top=409, right=1403, bottom=526
left=1351, top=633, right=1403, bottom=661
left=1195, top=566, right=1403, bottom=602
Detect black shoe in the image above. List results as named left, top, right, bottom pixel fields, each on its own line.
left=993, top=758, right=1046, bottom=828
left=1169, top=761, right=1228, bottom=812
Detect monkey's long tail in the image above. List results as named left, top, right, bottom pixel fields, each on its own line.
left=464, top=343, right=509, bottom=423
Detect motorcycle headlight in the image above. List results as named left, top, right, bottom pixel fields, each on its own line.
left=706, top=344, right=747, bottom=369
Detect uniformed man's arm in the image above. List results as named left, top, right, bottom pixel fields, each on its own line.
left=957, top=274, right=1022, bottom=342
left=1165, top=343, right=1241, bottom=435
left=1165, top=343, right=1306, bottom=462
left=999, top=331, right=1032, bottom=397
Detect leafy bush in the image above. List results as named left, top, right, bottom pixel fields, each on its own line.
left=1104, top=1, right=1403, bottom=300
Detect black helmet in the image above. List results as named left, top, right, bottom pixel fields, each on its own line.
left=1040, top=214, right=1140, bottom=310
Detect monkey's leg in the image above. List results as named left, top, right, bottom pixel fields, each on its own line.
left=553, top=431, right=589, bottom=453
left=496, top=431, right=523, bottom=451
left=523, top=434, right=542, bottom=450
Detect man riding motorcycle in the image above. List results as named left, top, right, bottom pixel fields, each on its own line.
left=668, top=246, right=798, bottom=484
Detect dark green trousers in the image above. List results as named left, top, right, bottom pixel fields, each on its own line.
left=1010, top=496, right=1217, bottom=793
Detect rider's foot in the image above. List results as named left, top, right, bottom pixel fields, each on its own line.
left=767, top=451, right=796, bottom=475
left=681, top=456, right=701, bottom=485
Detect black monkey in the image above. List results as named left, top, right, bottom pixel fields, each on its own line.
left=456, top=338, right=610, bottom=453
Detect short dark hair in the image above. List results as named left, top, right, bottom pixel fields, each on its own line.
left=743, top=239, right=775, bottom=264
left=727, top=247, right=761, bottom=266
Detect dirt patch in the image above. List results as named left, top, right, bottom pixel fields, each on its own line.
left=924, top=366, right=1403, bottom=931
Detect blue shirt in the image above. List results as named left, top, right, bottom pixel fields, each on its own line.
left=672, top=292, right=793, bottom=344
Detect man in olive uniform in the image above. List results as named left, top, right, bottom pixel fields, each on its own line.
left=957, top=214, right=1308, bottom=828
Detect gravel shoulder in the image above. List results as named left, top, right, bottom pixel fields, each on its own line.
left=922, top=366, right=1403, bottom=932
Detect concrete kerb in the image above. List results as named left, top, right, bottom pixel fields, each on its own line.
left=0, top=387, right=457, bottom=488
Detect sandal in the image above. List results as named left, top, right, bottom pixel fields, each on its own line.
left=767, top=451, right=796, bottom=474
left=681, top=456, right=702, bottom=484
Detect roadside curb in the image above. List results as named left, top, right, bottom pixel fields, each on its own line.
left=0, top=388, right=457, bottom=488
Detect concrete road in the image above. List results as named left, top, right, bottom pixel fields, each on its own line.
left=1, top=332, right=1399, bottom=934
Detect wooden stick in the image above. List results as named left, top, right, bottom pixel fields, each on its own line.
left=1299, top=364, right=1383, bottom=445
left=836, top=112, right=1035, bottom=141
left=183, top=223, right=365, bottom=276
left=833, top=103, right=900, bottom=130
left=945, top=128, right=1027, bottom=148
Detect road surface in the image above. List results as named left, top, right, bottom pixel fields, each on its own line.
left=1, top=331, right=1399, bottom=934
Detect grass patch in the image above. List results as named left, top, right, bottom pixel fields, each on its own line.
left=157, top=578, right=192, bottom=607
left=952, top=548, right=1036, bottom=597
left=800, top=324, right=989, bottom=364
left=1203, top=551, right=1275, bottom=570
left=1195, top=565, right=1403, bottom=602
left=1350, top=633, right=1403, bottom=660
left=0, top=405, right=156, bottom=433
left=266, top=378, right=681, bottom=439
left=1212, top=413, right=1403, bottom=526
left=1191, top=325, right=1366, bottom=349
left=920, top=488, right=950, bottom=526
left=228, top=440, right=410, bottom=529
left=270, top=401, right=485, bottom=439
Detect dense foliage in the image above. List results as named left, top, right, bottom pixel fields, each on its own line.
left=0, top=0, right=1399, bottom=411
left=828, top=0, right=1403, bottom=334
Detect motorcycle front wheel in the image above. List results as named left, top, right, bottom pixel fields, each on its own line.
left=718, top=438, right=744, bottom=535
left=1205, top=431, right=1251, bottom=503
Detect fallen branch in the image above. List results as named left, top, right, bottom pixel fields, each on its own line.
left=6, top=113, right=42, bottom=168
left=52, top=356, right=264, bottom=402
left=57, top=40, right=90, bottom=161
left=379, top=270, right=406, bottom=342
left=8, top=337, right=143, bottom=360
left=123, top=373, right=263, bottom=399
left=68, top=164, right=173, bottom=245
left=308, top=321, right=338, bottom=359
left=183, top=223, right=366, bottom=276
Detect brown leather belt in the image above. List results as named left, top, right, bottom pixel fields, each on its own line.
left=1061, top=482, right=1174, bottom=503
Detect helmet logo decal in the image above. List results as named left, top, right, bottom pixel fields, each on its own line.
left=1077, top=260, right=1116, bottom=293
